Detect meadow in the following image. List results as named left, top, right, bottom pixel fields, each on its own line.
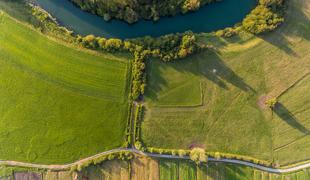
left=0, top=12, right=130, bottom=164
left=142, top=0, right=310, bottom=165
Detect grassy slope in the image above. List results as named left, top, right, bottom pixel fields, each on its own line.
left=142, top=0, right=310, bottom=164
left=0, top=13, right=130, bottom=164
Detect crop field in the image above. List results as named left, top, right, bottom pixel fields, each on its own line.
left=142, top=0, right=310, bottom=164
left=158, top=160, right=310, bottom=180
left=78, top=160, right=130, bottom=180
left=1, top=158, right=309, bottom=180
left=0, top=12, right=130, bottom=164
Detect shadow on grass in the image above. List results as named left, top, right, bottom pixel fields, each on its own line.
left=146, top=50, right=255, bottom=102
left=273, top=102, right=309, bottom=134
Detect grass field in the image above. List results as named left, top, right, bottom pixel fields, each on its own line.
left=273, top=75, right=310, bottom=165
left=0, top=12, right=130, bottom=164
left=142, top=0, right=310, bottom=165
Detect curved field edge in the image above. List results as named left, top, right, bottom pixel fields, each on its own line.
left=0, top=12, right=131, bottom=164
left=142, top=0, right=310, bottom=165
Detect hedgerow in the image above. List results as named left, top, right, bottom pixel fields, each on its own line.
left=70, top=151, right=134, bottom=172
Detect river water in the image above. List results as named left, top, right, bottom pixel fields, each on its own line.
left=35, top=0, right=256, bottom=39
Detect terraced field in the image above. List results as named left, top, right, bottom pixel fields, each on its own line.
left=142, top=0, right=310, bottom=165
left=0, top=12, right=130, bottom=164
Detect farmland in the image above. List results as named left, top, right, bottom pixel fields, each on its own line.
left=1, top=157, right=310, bottom=180
left=0, top=12, right=130, bottom=164
left=0, top=0, right=309, bottom=177
left=142, top=0, right=310, bottom=165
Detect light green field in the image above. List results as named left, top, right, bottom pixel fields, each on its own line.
left=0, top=13, right=130, bottom=164
left=142, top=0, right=310, bottom=165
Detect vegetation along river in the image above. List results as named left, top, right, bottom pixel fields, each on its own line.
left=35, top=0, right=256, bottom=39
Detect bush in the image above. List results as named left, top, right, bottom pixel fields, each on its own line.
left=265, top=97, right=278, bottom=108
left=178, top=149, right=187, bottom=157
left=214, top=152, right=221, bottom=160
left=189, top=148, right=207, bottom=164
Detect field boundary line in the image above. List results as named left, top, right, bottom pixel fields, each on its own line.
left=1, top=148, right=310, bottom=173
left=276, top=72, right=310, bottom=98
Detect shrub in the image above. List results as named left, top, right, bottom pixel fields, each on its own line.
left=214, top=152, right=221, bottom=160
left=178, top=149, right=187, bottom=157
left=189, top=148, right=207, bottom=164
left=135, top=141, right=143, bottom=150
left=265, top=97, right=278, bottom=109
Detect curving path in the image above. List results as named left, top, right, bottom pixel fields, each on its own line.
left=1, top=148, right=310, bottom=173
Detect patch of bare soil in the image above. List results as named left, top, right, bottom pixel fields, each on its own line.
left=257, top=95, right=268, bottom=110
left=131, top=156, right=159, bottom=180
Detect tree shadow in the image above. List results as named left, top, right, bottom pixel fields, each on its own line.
left=273, top=102, right=309, bottom=134
left=198, top=51, right=256, bottom=93
left=145, top=50, right=256, bottom=102
left=260, top=32, right=299, bottom=57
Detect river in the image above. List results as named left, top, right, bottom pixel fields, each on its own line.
left=35, top=0, right=256, bottom=39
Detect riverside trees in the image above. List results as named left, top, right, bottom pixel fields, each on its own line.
left=69, top=0, right=216, bottom=23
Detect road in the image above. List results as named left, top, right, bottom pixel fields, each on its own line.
left=0, top=148, right=309, bottom=173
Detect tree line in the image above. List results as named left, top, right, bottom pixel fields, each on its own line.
left=69, top=0, right=216, bottom=23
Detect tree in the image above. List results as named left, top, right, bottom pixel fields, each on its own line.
left=98, top=37, right=107, bottom=49
left=265, top=97, right=278, bottom=109
left=242, top=5, right=284, bottom=34
left=82, top=34, right=98, bottom=48
left=105, top=38, right=123, bottom=51
left=189, top=148, right=207, bottom=164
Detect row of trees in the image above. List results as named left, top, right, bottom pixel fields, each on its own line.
left=69, top=0, right=216, bottom=23
left=70, top=151, right=134, bottom=172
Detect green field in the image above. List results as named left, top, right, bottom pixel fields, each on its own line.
left=0, top=12, right=130, bottom=164
left=142, top=0, right=310, bottom=165
left=273, top=75, right=310, bottom=165
left=159, top=160, right=179, bottom=180
left=159, top=160, right=310, bottom=180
